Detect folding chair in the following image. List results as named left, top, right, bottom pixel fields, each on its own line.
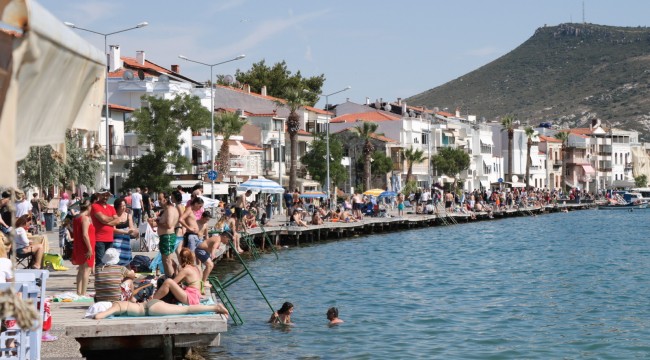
left=16, top=252, right=34, bottom=269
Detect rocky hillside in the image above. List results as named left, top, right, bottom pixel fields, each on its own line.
left=407, top=23, right=650, bottom=138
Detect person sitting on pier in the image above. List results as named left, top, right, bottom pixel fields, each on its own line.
left=340, top=208, right=357, bottom=223
left=244, top=208, right=258, bottom=229
left=93, top=300, right=229, bottom=319
left=195, top=211, right=228, bottom=293
left=269, top=301, right=293, bottom=325
left=291, top=209, right=309, bottom=227
left=311, top=211, right=323, bottom=225
left=95, top=248, right=137, bottom=302
left=153, top=248, right=203, bottom=305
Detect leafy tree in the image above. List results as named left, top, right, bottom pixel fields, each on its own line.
left=554, top=131, right=570, bottom=192
left=276, top=87, right=309, bottom=191
left=18, top=131, right=100, bottom=191
left=403, top=147, right=427, bottom=182
left=350, top=122, right=379, bottom=190
left=226, top=60, right=325, bottom=106
left=501, top=115, right=516, bottom=182
left=300, top=134, right=346, bottom=189
left=635, top=174, right=648, bottom=187
left=371, top=151, right=393, bottom=177
left=214, top=111, right=247, bottom=180
left=431, top=147, right=470, bottom=191
left=524, top=126, right=535, bottom=187
left=124, top=94, right=210, bottom=189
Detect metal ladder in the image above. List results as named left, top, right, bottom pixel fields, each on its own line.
left=258, top=224, right=279, bottom=260
left=208, top=233, right=276, bottom=326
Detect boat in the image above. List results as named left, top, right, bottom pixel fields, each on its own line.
left=598, top=202, right=648, bottom=210
left=598, top=192, right=648, bottom=210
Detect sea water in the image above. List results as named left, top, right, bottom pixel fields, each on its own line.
left=210, top=209, right=650, bottom=359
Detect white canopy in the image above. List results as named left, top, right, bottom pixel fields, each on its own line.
left=0, top=0, right=106, bottom=186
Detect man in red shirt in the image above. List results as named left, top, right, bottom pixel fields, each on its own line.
left=91, top=188, right=120, bottom=266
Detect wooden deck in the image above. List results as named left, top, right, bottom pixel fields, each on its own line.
left=62, top=302, right=226, bottom=360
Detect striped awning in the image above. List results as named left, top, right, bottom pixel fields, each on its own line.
left=236, top=177, right=284, bottom=194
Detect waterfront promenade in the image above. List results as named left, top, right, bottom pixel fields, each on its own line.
left=39, top=202, right=593, bottom=359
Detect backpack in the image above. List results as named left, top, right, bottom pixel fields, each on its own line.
left=129, top=255, right=152, bottom=273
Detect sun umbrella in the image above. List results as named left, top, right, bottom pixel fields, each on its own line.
left=363, top=188, right=384, bottom=196
left=379, top=191, right=397, bottom=198
left=236, top=177, right=284, bottom=194
left=299, top=191, right=327, bottom=199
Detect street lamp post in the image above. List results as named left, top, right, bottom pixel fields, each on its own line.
left=65, top=21, right=148, bottom=190
left=305, top=86, right=351, bottom=209
left=178, top=54, right=246, bottom=202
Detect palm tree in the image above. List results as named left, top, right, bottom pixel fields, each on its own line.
left=500, top=115, right=516, bottom=182
left=277, top=88, right=309, bottom=191
left=554, top=131, right=570, bottom=192
left=403, top=147, right=426, bottom=183
left=524, top=126, right=535, bottom=188
left=351, top=122, right=379, bottom=190
left=214, top=111, right=247, bottom=180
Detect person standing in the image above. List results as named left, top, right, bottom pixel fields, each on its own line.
left=112, top=198, right=137, bottom=266
left=91, top=188, right=120, bottom=267
left=30, top=192, right=42, bottom=230
left=72, top=200, right=94, bottom=296
left=131, top=187, right=144, bottom=226
left=148, top=192, right=179, bottom=277
left=58, top=192, right=70, bottom=222
left=234, top=190, right=251, bottom=228
left=141, top=187, right=152, bottom=222
left=266, top=195, right=274, bottom=220
left=14, top=190, right=32, bottom=219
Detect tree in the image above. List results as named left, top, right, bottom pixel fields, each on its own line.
left=635, top=174, right=648, bottom=187
left=18, top=131, right=100, bottom=191
left=554, top=131, right=570, bottom=192
left=431, top=147, right=470, bottom=191
left=214, top=111, right=247, bottom=180
left=276, top=87, right=309, bottom=191
left=225, top=60, right=325, bottom=106
left=351, top=122, right=379, bottom=190
left=501, top=115, right=516, bottom=182
left=403, top=147, right=426, bottom=183
left=124, top=94, right=211, bottom=190
left=524, top=126, right=535, bottom=187
left=370, top=151, right=393, bottom=188
left=300, top=134, right=346, bottom=189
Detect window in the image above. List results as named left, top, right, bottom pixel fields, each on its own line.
left=273, top=119, right=283, bottom=131
left=421, top=133, right=428, bottom=145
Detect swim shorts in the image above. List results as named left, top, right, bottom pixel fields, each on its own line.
left=195, top=248, right=210, bottom=263
left=159, top=233, right=177, bottom=256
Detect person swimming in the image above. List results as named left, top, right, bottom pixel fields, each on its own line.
left=326, top=307, right=343, bottom=325
left=269, top=301, right=294, bottom=325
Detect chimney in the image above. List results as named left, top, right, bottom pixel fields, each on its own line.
left=261, top=85, right=267, bottom=96
left=171, top=64, right=180, bottom=73
left=366, top=97, right=370, bottom=105
left=402, top=101, right=407, bottom=115
left=136, top=50, right=145, bottom=65
left=244, top=84, right=250, bottom=94
left=108, top=45, right=122, bottom=72
left=397, top=98, right=402, bottom=105
left=455, top=107, right=460, bottom=118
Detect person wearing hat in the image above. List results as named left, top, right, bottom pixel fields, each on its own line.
left=58, top=192, right=70, bottom=222
left=14, top=190, right=32, bottom=218
left=94, top=248, right=136, bottom=302
left=91, top=188, right=120, bottom=267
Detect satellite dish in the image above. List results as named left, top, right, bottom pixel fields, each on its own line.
left=138, top=69, right=145, bottom=80
left=512, top=175, right=519, bottom=183
left=409, top=109, right=415, bottom=117
left=384, top=104, right=392, bottom=111
left=158, top=74, right=169, bottom=82
left=224, top=75, right=234, bottom=84
left=122, top=70, right=134, bottom=80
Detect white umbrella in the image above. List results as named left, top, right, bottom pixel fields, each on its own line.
left=236, top=177, right=284, bottom=194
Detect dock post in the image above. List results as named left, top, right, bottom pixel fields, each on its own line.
left=162, top=335, right=173, bottom=360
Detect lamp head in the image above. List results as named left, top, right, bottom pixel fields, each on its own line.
left=137, top=22, right=149, bottom=28
left=178, top=55, right=188, bottom=60
left=235, top=54, right=246, bottom=60
left=345, top=86, right=352, bottom=90
left=64, top=22, right=75, bottom=28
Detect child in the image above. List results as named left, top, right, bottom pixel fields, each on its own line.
left=58, top=216, right=72, bottom=256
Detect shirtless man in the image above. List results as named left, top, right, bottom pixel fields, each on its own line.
left=234, top=190, right=252, bottom=229
left=148, top=192, right=179, bottom=277
left=179, top=197, right=204, bottom=253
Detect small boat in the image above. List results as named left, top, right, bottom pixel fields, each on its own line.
left=598, top=202, right=648, bottom=210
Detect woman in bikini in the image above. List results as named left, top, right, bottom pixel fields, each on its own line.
left=152, top=248, right=203, bottom=305
left=268, top=301, right=294, bottom=325
left=94, top=299, right=229, bottom=319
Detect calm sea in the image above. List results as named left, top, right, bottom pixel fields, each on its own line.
left=210, top=209, right=650, bottom=359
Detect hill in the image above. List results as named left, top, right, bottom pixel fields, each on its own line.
left=406, top=23, right=650, bottom=138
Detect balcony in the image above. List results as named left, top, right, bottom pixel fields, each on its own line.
left=110, top=145, right=140, bottom=160
left=263, top=160, right=277, bottom=176
left=596, top=166, right=612, bottom=172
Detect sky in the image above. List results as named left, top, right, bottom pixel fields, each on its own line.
left=38, top=0, right=650, bottom=110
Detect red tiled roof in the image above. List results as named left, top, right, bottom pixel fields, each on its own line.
left=334, top=128, right=397, bottom=143
left=241, top=142, right=263, bottom=151
left=216, top=84, right=285, bottom=103
left=331, top=111, right=399, bottom=123
left=538, top=135, right=562, bottom=143
left=304, top=105, right=333, bottom=116
left=436, top=111, right=455, bottom=117
left=108, top=57, right=199, bottom=84
left=107, top=103, right=135, bottom=112
left=0, top=28, right=22, bottom=38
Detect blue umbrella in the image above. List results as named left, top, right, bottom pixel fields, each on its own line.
left=379, top=191, right=397, bottom=198
left=299, top=192, right=327, bottom=199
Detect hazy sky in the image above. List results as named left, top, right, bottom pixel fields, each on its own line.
left=39, top=0, right=650, bottom=109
